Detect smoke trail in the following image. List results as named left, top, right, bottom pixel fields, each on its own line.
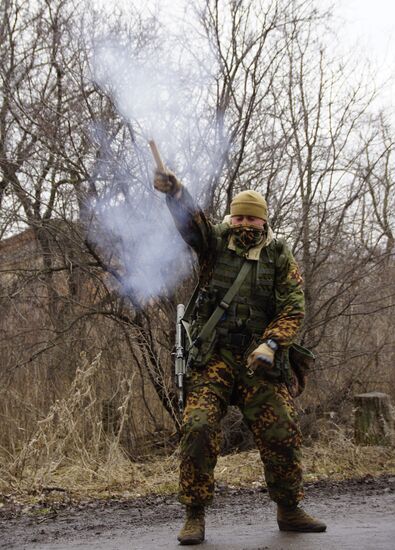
left=92, top=190, right=191, bottom=301
left=93, top=36, right=221, bottom=188
left=89, top=27, right=228, bottom=303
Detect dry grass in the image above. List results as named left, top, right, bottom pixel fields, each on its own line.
left=1, top=352, right=394, bottom=505
left=215, top=435, right=395, bottom=487
left=2, top=430, right=394, bottom=505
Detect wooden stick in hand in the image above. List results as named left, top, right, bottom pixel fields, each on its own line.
left=149, top=140, right=166, bottom=172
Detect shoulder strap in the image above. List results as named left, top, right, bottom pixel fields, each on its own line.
left=183, top=283, right=200, bottom=323
left=195, top=260, right=253, bottom=345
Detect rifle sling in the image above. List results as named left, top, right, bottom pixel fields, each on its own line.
left=195, top=259, right=253, bottom=346
left=183, top=283, right=200, bottom=325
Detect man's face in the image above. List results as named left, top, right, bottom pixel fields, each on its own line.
left=230, top=215, right=266, bottom=228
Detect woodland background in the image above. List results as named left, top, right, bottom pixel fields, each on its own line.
left=0, top=0, right=393, bottom=494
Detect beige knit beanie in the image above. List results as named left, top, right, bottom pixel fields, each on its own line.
left=230, top=190, right=268, bottom=220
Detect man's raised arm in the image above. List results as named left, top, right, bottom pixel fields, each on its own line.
left=154, top=169, right=214, bottom=262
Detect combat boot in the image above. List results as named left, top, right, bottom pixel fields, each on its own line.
left=177, top=505, right=205, bottom=545
left=277, top=504, right=327, bottom=532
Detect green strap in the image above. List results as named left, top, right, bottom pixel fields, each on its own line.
left=183, top=283, right=200, bottom=324
left=196, top=260, right=253, bottom=345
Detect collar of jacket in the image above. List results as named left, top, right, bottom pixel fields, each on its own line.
left=222, top=215, right=274, bottom=261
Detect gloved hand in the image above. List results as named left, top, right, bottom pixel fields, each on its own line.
left=153, top=169, right=182, bottom=196
left=246, top=342, right=275, bottom=375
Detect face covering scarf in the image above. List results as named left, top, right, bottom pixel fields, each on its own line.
left=230, top=225, right=265, bottom=255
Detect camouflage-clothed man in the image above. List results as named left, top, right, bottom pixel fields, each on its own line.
left=154, top=170, right=326, bottom=545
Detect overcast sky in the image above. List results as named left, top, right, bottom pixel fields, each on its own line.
left=321, top=0, right=395, bottom=118
left=95, top=0, right=395, bottom=118
left=327, top=0, right=395, bottom=98
left=332, top=0, right=395, bottom=60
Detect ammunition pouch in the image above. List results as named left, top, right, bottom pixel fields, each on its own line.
left=185, top=260, right=254, bottom=370
left=217, top=329, right=252, bottom=350
left=287, top=343, right=315, bottom=397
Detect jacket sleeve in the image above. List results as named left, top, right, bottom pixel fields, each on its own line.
left=262, top=241, right=305, bottom=347
left=165, top=184, right=215, bottom=267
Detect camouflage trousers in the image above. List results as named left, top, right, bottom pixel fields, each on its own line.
left=179, top=347, right=304, bottom=507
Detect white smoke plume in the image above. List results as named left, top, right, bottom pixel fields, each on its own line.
left=89, top=26, right=227, bottom=304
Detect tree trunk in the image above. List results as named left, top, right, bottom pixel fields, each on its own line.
left=354, top=392, right=394, bottom=446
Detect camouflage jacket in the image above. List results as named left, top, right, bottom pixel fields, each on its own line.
left=166, top=185, right=305, bottom=348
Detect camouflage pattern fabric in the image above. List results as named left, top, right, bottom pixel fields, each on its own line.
left=166, top=186, right=305, bottom=347
left=166, top=184, right=305, bottom=508
left=179, top=349, right=304, bottom=507
left=231, top=224, right=264, bottom=251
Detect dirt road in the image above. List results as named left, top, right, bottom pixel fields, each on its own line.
left=1, top=475, right=394, bottom=549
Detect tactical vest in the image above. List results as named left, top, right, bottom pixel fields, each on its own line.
left=190, top=228, right=283, bottom=342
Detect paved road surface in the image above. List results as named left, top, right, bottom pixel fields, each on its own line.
left=1, top=476, right=394, bottom=549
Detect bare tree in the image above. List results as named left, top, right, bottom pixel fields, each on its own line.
left=0, top=0, right=180, bottom=467
left=0, top=0, right=394, bottom=471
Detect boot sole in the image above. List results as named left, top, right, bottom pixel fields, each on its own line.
left=278, top=520, right=326, bottom=533
left=177, top=535, right=205, bottom=545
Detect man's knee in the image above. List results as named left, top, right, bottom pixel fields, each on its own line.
left=181, top=409, right=219, bottom=460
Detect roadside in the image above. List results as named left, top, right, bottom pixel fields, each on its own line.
left=1, top=474, right=394, bottom=549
